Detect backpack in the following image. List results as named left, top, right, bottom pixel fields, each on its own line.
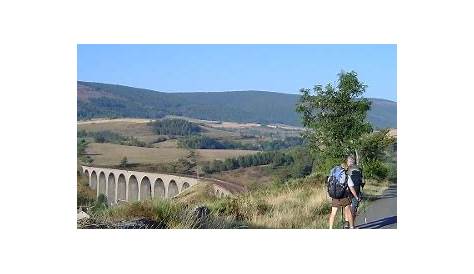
left=327, top=166, right=348, bottom=199
left=348, top=166, right=364, bottom=194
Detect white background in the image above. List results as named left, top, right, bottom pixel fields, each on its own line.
left=0, top=0, right=473, bottom=273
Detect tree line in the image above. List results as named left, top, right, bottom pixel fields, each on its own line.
left=148, top=119, right=202, bottom=136
left=201, top=151, right=295, bottom=174
left=200, top=146, right=315, bottom=182
left=178, top=135, right=304, bottom=151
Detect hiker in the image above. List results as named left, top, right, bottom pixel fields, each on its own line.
left=327, top=158, right=361, bottom=229
left=328, top=161, right=353, bottom=228
left=346, top=155, right=363, bottom=223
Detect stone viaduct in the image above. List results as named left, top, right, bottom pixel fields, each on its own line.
left=81, top=166, right=203, bottom=205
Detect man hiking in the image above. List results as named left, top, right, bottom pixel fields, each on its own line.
left=328, top=155, right=362, bottom=229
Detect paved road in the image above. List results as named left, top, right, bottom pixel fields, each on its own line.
left=356, top=184, right=397, bottom=229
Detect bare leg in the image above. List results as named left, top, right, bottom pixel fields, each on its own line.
left=329, top=206, right=338, bottom=229
left=344, top=205, right=354, bottom=228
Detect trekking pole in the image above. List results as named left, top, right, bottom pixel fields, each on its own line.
left=341, top=206, right=344, bottom=229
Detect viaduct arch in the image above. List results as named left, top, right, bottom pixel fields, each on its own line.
left=81, top=166, right=200, bottom=205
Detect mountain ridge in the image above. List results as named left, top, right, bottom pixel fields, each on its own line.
left=77, top=81, right=397, bottom=128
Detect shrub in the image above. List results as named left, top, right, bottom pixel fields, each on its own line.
left=364, top=160, right=389, bottom=181
left=77, top=174, right=96, bottom=207
left=119, top=157, right=128, bottom=168
left=91, top=194, right=108, bottom=213
left=209, top=197, right=241, bottom=218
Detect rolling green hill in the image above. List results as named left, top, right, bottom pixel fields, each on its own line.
left=77, top=81, right=397, bottom=129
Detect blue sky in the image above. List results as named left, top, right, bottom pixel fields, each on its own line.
left=78, top=44, right=397, bottom=101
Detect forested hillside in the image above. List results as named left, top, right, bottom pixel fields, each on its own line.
left=77, top=81, right=397, bottom=128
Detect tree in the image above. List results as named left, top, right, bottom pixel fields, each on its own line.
left=359, top=129, right=395, bottom=180
left=119, top=156, right=128, bottom=168
left=174, top=158, right=196, bottom=174
left=359, top=129, right=395, bottom=163
left=296, top=71, right=373, bottom=171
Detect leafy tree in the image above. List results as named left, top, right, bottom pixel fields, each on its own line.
left=119, top=156, right=128, bottom=168
left=359, top=129, right=395, bottom=163
left=359, top=129, right=395, bottom=180
left=173, top=158, right=196, bottom=174
left=224, top=158, right=238, bottom=170
left=296, top=71, right=373, bottom=171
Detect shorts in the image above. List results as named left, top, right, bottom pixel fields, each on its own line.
left=331, top=197, right=351, bottom=207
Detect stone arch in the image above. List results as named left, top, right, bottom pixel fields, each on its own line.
left=168, top=180, right=178, bottom=198
left=128, top=175, right=139, bottom=202
left=117, top=174, right=126, bottom=201
left=84, top=170, right=89, bottom=180
left=154, top=178, right=165, bottom=199
left=182, top=182, right=190, bottom=192
left=98, top=172, right=106, bottom=195
left=107, top=173, right=116, bottom=204
left=90, top=171, right=97, bottom=190
left=140, top=177, right=151, bottom=201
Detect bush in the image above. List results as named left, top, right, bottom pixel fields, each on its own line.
left=119, top=157, right=128, bottom=168
left=91, top=194, right=108, bottom=213
left=77, top=174, right=96, bottom=206
left=364, top=160, right=389, bottom=181
left=209, top=197, right=241, bottom=218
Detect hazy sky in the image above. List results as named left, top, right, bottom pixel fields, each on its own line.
left=78, top=44, right=397, bottom=101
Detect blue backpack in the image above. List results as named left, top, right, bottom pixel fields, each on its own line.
left=327, top=166, right=348, bottom=199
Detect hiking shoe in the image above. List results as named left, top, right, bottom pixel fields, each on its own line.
left=343, top=221, right=350, bottom=229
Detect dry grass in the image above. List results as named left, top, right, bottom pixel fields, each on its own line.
left=363, top=179, right=390, bottom=197
left=88, top=174, right=333, bottom=229
left=208, top=166, right=275, bottom=187
left=86, top=143, right=188, bottom=166
left=77, top=117, right=302, bottom=147
left=196, top=148, right=259, bottom=161
left=154, top=139, right=179, bottom=148
left=77, top=119, right=246, bottom=143
left=240, top=180, right=331, bottom=228
left=77, top=118, right=153, bottom=124
left=208, top=121, right=262, bottom=129
left=80, top=163, right=391, bottom=229
left=86, top=142, right=259, bottom=166
left=205, top=175, right=333, bottom=228
left=78, top=120, right=158, bottom=143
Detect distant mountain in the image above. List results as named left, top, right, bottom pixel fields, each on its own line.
left=77, top=81, right=397, bottom=129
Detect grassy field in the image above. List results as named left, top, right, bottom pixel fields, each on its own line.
left=78, top=119, right=158, bottom=143
left=86, top=142, right=259, bottom=166
left=78, top=117, right=302, bottom=168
